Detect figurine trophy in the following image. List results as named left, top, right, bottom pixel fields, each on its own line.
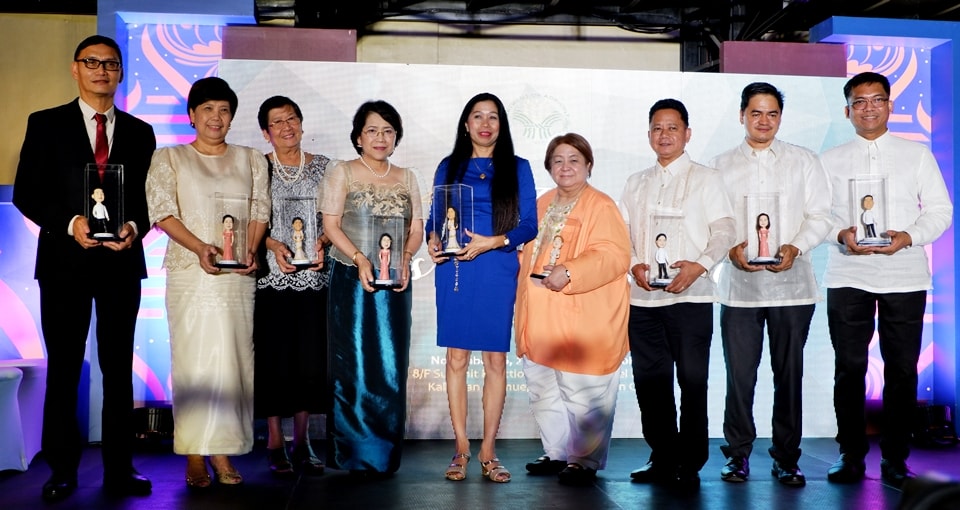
left=530, top=234, right=564, bottom=280
left=83, top=164, right=124, bottom=242
left=214, top=192, right=250, bottom=269
left=646, top=210, right=683, bottom=288
left=851, top=175, right=891, bottom=246
left=745, top=193, right=782, bottom=265
left=279, top=196, right=320, bottom=270
left=369, top=215, right=405, bottom=289
left=432, top=183, right=474, bottom=255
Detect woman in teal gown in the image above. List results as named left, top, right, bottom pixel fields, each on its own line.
left=319, top=101, right=423, bottom=475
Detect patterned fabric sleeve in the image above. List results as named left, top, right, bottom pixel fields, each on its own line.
left=145, top=147, right=180, bottom=225
left=406, top=167, right=423, bottom=220
left=319, top=160, right=349, bottom=216
left=249, top=148, right=271, bottom=223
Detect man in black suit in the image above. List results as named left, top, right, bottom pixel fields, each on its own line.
left=12, top=35, right=156, bottom=502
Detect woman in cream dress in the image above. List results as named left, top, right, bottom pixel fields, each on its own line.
left=146, top=77, right=270, bottom=487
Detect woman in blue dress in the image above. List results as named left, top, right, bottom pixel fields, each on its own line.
left=426, top=93, right=538, bottom=483
left=320, top=100, right=423, bottom=476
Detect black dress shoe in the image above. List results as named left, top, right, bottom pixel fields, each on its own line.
left=268, top=447, right=295, bottom=477
left=630, top=461, right=676, bottom=484
left=42, top=475, right=77, bottom=502
left=880, top=458, right=915, bottom=488
left=103, top=470, right=152, bottom=496
left=771, top=460, right=806, bottom=487
left=674, top=469, right=701, bottom=490
left=826, top=454, right=866, bottom=483
left=290, top=443, right=325, bottom=476
left=525, top=455, right=567, bottom=475
left=557, top=463, right=597, bottom=486
left=720, top=456, right=750, bottom=482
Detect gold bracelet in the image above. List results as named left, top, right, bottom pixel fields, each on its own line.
left=352, top=250, right=361, bottom=263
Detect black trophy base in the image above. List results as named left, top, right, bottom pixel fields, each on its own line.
left=90, top=232, right=120, bottom=242
left=215, top=260, right=249, bottom=269
left=291, top=260, right=320, bottom=270
left=374, top=279, right=401, bottom=289
left=748, top=257, right=781, bottom=266
left=858, top=237, right=892, bottom=246
left=649, top=279, right=672, bottom=288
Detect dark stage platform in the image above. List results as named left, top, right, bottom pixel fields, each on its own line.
left=1, top=438, right=957, bottom=509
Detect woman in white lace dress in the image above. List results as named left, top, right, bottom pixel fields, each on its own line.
left=145, top=77, right=269, bottom=488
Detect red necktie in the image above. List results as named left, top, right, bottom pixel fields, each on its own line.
left=94, top=113, right=108, bottom=180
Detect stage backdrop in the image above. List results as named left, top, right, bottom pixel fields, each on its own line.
left=214, top=59, right=871, bottom=439
left=1, top=58, right=942, bottom=440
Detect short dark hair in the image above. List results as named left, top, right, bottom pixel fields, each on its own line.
left=350, top=100, right=404, bottom=155
left=843, top=72, right=890, bottom=101
left=74, top=35, right=122, bottom=66
left=257, top=95, right=303, bottom=131
left=740, top=82, right=784, bottom=112
left=649, top=99, right=689, bottom=127
left=187, top=77, right=238, bottom=117
left=543, top=133, right=594, bottom=173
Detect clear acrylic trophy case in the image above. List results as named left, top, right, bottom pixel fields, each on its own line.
left=432, top=183, right=473, bottom=255
left=214, top=192, right=250, bottom=269
left=851, top=175, right=891, bottom=246
left=278, top=196, right=319, bottom=270
left=745, top=193, right=782, bottom=265
left=369, top=215, right=405, bottom=289
left=646, top=210, right=683, bottom=288
left=84, top=163, right=124, bottom=242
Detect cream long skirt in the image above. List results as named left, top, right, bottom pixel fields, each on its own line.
left=166, top=266, right=255, bottom=455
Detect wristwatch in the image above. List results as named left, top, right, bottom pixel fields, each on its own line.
left=502, top=235, right=510, bottom=247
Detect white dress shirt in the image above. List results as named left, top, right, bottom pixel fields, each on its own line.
left=619, top=152, right=736, bottom=306
left=68, top=100, right=123, bottom=236
left=709, top=139, right=832, bottom=307
left=821, top=130, right=953, bottom=293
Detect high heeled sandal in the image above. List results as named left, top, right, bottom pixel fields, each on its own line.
left=445, top=452, right=471, bottom=481
left=209, top=459, right=244, bottom=485
left=268, top=447, right=295, bottom=477
left=480, top=457, right=511, bottom=483
left=185, top=471, right=212, bottom=489
left=185, top=460, right=212, bottom=489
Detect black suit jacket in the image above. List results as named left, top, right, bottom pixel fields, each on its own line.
left=13, top=98, right=157, bottom=282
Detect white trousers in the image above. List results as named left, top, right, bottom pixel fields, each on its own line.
left=523, top=357, right=620, bottom=470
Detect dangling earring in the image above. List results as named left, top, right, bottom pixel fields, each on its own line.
left=190, top=122, right=195, bottom=128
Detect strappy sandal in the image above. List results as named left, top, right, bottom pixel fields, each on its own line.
left=480, top=457, right=512, bottom=483
left=185, top=457, right=211, bottom=489
left=445, top=452, right=471, bottom=481
left=210, top=457, right=244, bottom=485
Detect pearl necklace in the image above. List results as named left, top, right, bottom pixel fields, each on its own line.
left=271, top=150, right=305, bottom=183
left=359, top=154, right=391, bottom=178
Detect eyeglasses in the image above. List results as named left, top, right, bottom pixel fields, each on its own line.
left=849, top=97, right=889, bottom=110
left=363, top=127, right=396, bottom=138
left=75, top=57, right=122, bottom=71
left=268, top=116, right=301, bottom=129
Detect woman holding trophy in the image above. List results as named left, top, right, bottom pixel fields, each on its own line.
left=253, top=96, right=332, bottom=477
left=426, top=93, right=537, bottom=483
left=319, top=100, right=423, bottom=476
left=146, top=77, right=269, bottom=487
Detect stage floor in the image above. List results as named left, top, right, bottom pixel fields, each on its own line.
left=1, top=437, right=957, bottom=509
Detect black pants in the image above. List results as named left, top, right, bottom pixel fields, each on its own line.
left=827, top=287, right=926, bottom=462
left=719, top=304, right=814, bottom=465
left=38, top=276, right=141, bottom=478
left=629, top=302, right=712, bottom=473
